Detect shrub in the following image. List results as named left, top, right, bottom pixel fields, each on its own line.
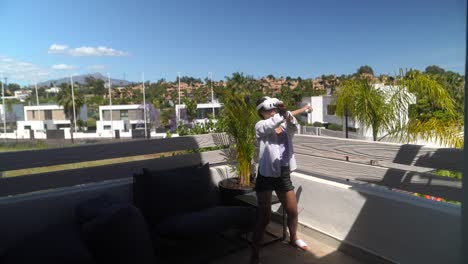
left=436, top=169, right=463, bottom=180
left=327, top=123, right=343, bottom=131
left=313, top=121, right=324, bottom=127
left=176, top=122, right=189, bottom=136
left=297, top=120, right=307, bottom=126
left=87, top=118, right=96, bottom=130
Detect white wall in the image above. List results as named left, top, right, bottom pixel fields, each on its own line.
left=96, top=120, right=126, bottom=132
left=309, top=97, right=323, bottom=124
left=279, top=172, right=461, bottom=264
left=17, top=120, right=44, bottom=131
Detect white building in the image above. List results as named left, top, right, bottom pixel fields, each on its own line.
left=17, top=105, right=71, bottom=132
left=301, top=95, right=359, bottom=128
left=14, top=90, right=32, bottom=102
left=96, top=105, right=146, bottom=133
left=45, top=87, right=61, bottom=94
left=175, top=102, right=222, bottom=125
left=1, top=90, right=32, bottom=102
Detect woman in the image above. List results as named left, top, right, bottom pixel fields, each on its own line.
left=251, top=96, right=311, bottom=264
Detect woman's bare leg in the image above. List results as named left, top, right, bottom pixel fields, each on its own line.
left=276, top=190, right=299, bottom=242
left=250, top=191, right=272, bottom=263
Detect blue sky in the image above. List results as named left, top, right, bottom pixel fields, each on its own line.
left=0, top=0, right=465, bottom=85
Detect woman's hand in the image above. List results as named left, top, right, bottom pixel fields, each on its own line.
left=289, top=104, right=312, bottom=116
left=302, top=104, right=312, bottom=113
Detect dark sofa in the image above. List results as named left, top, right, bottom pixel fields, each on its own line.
left=1, top=163, right=255, bottom=264
left=134, top=162, right=256, bottom=262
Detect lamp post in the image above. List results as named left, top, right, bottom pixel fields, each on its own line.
left=1, top=73, right=6, bottom=136
left=177, top=72, right=181, bottom=105
left=345, top=108, right=349, bottom=139
left=70, top=74, right=77, bottom=139
left=176, top=72, right=181, bottom=126
left=142, top=73, right=147, bottom=139
left=34, top=77, right=41, bottom=129
left=208, top=72, right=215, bottom=118
left=108, top=73, right=113, bottom=138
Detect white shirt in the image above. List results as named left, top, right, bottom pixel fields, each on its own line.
left=255, top=112, right=298, bottom=177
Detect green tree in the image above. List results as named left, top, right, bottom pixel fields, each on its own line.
left=193, top=84, right=209, bottom=103
left=57, top=84, right=84, bottom=143
left=278, top=85, right=295, bottom=108
left=183, top=98, right=198, bottom=123
left=400, top=71, right=462, bottom=148
left=170, top=90, right=178, bottom=104
left=86, top=95, right=106, bottom=119
left=76, top=119, right=86, bottom=132
left=160, top=108, right=174, bottom=128
left=223, top=72, right=263, bottom=105
left=7, top=83, right=21, bottom=92
left=85, top=76, right=106, bottom=95
left=432, top=70, right=464, bottom=119
left=357, top=65, right=374, bottom=76
left=179, top=76, right=202, bottom=84
left=152, top=98, right=161, bottom=109
left=424, top=65, right=445, bottom=75
left=335, top=72, right=462, bottom=148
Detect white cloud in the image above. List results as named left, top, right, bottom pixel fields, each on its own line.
left=70, top=46, right=128, bottom=56
left=52, top=64, right=76, bottom=70
left=48, top=44, right=69, bottom=53
left=48, top=44, right=128, bottom=57
left=88, top=65, right=107, bottom=71
left=0, top=56, right=50, bottom=81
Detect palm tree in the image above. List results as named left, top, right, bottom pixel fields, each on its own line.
left=217, top=73, right=259, bottom=187
left=398, top=71, right=462, bottom=148
left=57, top=84, right=84, bottom=143
left=334, top=72, right=462, bottom=148
left=335, top=78, right=390, bottom=141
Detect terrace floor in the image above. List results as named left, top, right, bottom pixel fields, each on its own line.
left=212, top=222, right=364, bottom=264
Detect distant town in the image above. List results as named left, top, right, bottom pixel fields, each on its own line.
left=0, top=65, right=464, bottom=148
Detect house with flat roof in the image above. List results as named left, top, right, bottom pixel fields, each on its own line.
left=175, top=102, right=222, bottom=125
left=96, top=104, right=146, bottom=133
left=16, top=104, right=87, bottom=132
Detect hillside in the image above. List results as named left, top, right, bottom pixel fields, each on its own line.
left=38, top=73, right=132, bottom=87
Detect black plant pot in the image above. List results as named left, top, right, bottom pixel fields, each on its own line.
left=218, top=177, right=255, bottom=206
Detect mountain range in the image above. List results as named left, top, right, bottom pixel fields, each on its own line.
left=37, top=73, right=133, bottom=87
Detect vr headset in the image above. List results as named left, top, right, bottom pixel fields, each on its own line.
left=256, top=97, right=283, bottom=111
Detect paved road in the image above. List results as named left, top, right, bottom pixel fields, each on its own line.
left=292, top=135, right=462, bottom=201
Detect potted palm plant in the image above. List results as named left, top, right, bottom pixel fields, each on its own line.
left=216, top=74, right=260, bottom=205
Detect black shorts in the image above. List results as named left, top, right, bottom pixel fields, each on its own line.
left=254, top=166, right=294, bottom=193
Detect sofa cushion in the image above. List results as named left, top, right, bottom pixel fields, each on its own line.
left=75, top=194, right=125, bottom=225
left=76, top=195, right=156, bottom=264
left=135, top=162, right=220, bottom=223
left=153, top=206, right=256, bottom=239
left=0, top=223, right=95, bottom=264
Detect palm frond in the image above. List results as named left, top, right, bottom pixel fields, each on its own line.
left=217, top=86, right=258, bottom=186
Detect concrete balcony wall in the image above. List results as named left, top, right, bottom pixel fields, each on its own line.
left=280, top=172, right=461, bottom=264
left=1, top=164, right=459, bottom=263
